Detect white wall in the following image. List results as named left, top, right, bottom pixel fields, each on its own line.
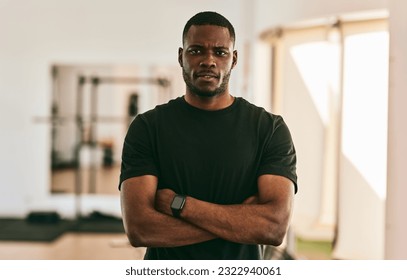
left=254, top=0, right=387, bottom=32
left=385, top=0, right=407, bottom=259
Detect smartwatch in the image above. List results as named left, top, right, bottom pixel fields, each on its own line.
left=170, top=194, right=186, bottom=218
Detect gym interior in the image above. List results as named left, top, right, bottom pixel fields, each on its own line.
left=1, top=0, right=406, bottom=260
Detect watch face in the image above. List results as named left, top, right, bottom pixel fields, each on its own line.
left=172, top=196, right=185, bottom=209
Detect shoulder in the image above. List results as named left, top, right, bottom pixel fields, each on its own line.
left=126, top=97, right=182, bottom=136
left=236, top=97, right=285, bottom=127
left=136, top=97, right=183, bottom=122
left=144, top=96, right=182, bottom=115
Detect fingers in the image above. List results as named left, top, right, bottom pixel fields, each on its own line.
left=155, top=188, right=176, bottom=216
left=242, top=195, right=259, bottom=204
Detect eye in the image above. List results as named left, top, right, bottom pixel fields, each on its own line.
left=216, top=50, right=228, bottom=56
left=188, top=49, right=201, bottom=55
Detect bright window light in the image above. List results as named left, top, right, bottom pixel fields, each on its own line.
left=342, top=31, right=389, bottom=200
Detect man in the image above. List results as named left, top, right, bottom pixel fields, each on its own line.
left=119, top=11, right=297, bottom=260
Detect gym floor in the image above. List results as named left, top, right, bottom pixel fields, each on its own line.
left=0, top=234, right=331, bottom=260
left=0, top=233, right=145, bottom=260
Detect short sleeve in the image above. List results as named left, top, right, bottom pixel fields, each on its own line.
left=257, top=116, right=298, bottom=193
left=118, top=114, right=159, bottom=190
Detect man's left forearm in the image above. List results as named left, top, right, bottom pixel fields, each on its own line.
left=155, top=189, right=290, bottom=246
left=179, top=195, right=288, bottom=246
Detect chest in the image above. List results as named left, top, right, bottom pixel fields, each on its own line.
left=156, top=115, right=260, bottom=168
left=150, top=107, right=268, bottom=203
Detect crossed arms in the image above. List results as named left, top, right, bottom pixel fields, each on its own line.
left=120, top=174, right=294, bottom=248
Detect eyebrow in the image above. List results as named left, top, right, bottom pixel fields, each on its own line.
left=187, top=44, right=230, bottom=50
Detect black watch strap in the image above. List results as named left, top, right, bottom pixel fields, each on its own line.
left=170, top=194, right=186, bottom=218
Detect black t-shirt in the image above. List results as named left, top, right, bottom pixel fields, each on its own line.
left=119, top=96, right=297, bottom=259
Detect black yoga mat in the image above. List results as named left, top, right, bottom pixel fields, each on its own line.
left=0, top=218, right=73, bottom=242
left=0, top=211, right=124, bottom=242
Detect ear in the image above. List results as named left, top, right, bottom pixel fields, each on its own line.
left=178, top=47, right=183, bottom=67
left=231, top=50, right=238, bottom=69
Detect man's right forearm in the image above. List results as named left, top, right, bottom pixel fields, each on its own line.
left=124, top=207, right=216, bottom=248
left=120, top=176, right=217, bottom=248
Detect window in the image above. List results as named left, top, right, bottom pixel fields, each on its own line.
left=267, top=18, right=389, bottom=259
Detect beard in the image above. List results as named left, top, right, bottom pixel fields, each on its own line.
left=182, top=67, right=232, bottom=97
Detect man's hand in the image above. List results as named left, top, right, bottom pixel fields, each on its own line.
left=242, top=194, right=259, bottom=205
left=121, top=178, right=217, bottom=247
left=155, top=188, right=176, bottom=216
left=155, top=189, right=260, bottom=217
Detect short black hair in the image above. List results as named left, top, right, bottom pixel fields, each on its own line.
left=182, top=11, right=236, bottom=46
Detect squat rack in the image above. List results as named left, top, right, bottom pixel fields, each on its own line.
left=72, top=75, right=170, bottom=219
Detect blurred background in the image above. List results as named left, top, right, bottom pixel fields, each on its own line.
left=0, top=0, right=406, bottom=260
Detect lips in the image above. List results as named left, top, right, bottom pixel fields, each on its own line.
left=195, top=71, right=219, bottom=79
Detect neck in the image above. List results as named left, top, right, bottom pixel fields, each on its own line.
left=184, top=92, right=234, bottom=111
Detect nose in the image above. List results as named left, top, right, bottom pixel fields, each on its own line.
left=199, top=53, right=216, bottom=68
